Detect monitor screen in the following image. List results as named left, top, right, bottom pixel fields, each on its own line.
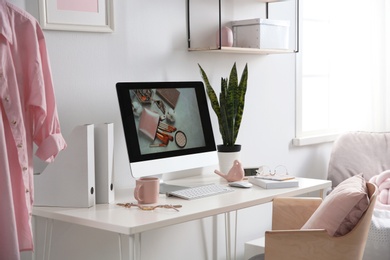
left=116, top=81, right=217, bottom=179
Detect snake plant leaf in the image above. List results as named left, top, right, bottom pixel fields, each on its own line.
left=233, top=63, right=248, bottom=144
left=198, top=64, right=220, bottom=119
left=198, top=63, right=248, bottom=147
left=227, top=63, right=239, bottom=144
left=219, top=89, right=230, bottom=145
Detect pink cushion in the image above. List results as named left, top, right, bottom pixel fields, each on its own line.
left=301, top=175, right=369, bottom=237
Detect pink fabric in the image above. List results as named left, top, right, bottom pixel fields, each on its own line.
left=369, top=170, right=390, bottom=210
left=0, top=1, right=66, bottom=259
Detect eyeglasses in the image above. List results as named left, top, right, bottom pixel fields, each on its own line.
left=256, top=165, right=288, bottom=176
left=117, top=203, right=182, bottom=212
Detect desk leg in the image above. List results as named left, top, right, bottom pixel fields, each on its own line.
left=133, top=233, right=141, bottom=260
left=119, top=233, right=141, bottom=260
left=233, top=211, right=238, bottom=260
left=225, top=213, right=231, bottom=260
left=42, top=218, right=53, bottom=260
left=32, top=216, right=37, bottom=260
left=320, top=187, right=328, bottom=199
left=225, top=211, right=238, bottom=260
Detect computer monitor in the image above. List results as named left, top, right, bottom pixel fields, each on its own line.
left=116, top=81, right=218, bottom=184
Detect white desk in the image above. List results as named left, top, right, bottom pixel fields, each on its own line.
left=33, top=175, right=331, bottom=260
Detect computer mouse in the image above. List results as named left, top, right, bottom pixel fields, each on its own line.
left=229, top=181, right=253, bottom=188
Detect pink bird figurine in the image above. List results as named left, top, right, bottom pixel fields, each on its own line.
left=214, top=160, right=245, bottom=182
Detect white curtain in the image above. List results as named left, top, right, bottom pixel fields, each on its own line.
left=300, top=0, right=390, bottom=137
left=329, top=0, right=390, bottom=132
left=368, top=0, right=390, bottom=131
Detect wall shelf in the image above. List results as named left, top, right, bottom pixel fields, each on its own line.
left=258, top=0, right=289, bottom=2
left=188, top=47, right=295, bottom=55
left=187, top=0, right=298, bottom=55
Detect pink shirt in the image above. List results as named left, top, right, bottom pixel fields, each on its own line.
left=0, top=1, right=66, bottom=259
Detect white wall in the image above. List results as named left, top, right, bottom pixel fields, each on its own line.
left=11, top=0, right=333, bottom=259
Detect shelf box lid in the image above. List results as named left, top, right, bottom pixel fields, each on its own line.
left=231, top=18, right=290, bottom=28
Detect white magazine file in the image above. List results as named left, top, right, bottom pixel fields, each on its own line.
left=94, top=123, right=115, bottom=204
left=34, top=124, right=95, bottom=207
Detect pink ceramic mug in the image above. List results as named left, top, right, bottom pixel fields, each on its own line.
left=134, top=177, right=160, bottom=204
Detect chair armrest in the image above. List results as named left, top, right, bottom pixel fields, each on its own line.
left=272, top=197, right=322, bottom=230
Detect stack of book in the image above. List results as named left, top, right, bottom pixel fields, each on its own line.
left=248, top=175, right=299, bottom=189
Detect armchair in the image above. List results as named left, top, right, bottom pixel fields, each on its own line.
left=327, top=131, right=390, bottom=260
left=250, top=182, right=377, bottom=260
left=247, top=131, right=387, bottom=260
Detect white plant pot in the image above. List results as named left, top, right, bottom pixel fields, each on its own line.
left=217, top=145, right=241, bottom=174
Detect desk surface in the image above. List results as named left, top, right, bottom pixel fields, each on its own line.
left=33, top=175, right=331, bottom=235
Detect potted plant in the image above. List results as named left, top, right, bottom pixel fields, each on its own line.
left=198, top=63, right=248, bottom=173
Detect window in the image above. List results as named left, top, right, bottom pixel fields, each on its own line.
left=294, top=0, right=390, bottom=146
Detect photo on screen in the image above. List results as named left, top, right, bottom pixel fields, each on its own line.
left=130, top=87, right=206, bottom=155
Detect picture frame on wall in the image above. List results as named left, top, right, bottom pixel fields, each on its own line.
left=38, top=0, right=114, bottom=32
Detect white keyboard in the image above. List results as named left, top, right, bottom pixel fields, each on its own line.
left=167, top=183, right=234, bottom=200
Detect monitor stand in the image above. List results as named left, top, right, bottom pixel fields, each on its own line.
left=159, top=182, right=188, bottom=194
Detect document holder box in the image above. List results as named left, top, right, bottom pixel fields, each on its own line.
left=95, top=123, right=115, bottom=204
left=34, top=124, right=96, bottom=208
